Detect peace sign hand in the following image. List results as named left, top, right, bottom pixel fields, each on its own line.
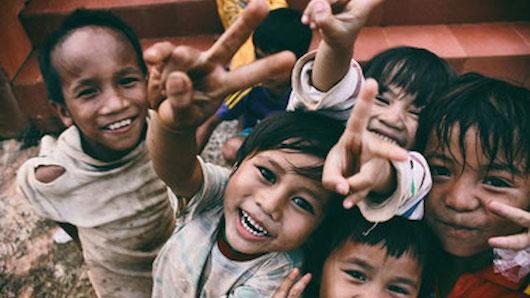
left=143, top=0, right=296, bottom=132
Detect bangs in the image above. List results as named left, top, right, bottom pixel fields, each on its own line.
left=364, top=47, right=455, bottom=108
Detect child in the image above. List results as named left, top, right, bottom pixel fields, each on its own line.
left=197, top=8, right=312, bottom=164
left=287, top=0, right=455, bottom=220
left=17, top=10, right=175, bottom=297
left=304, top=207, right=438, bottom=298
left=414, top=73, right=530, bottom=297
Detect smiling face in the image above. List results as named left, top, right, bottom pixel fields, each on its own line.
left=223, top=149, right=334, bottom=255
left=319, top=242, right=422, bottom=298
left=51, top=27, right=147, bottom=160
left=425, top=126, right=530, bottom=257
left=367, top=84, right=420, bottom=149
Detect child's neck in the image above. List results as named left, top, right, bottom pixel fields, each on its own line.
left=437, top=249, right=492, bottom=297
left=216, top=225, right=265, bottom=262
left=79, top=124, right=146, bottom=162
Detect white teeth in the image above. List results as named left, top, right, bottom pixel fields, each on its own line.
left=372, top=132, right=398, bottom=145
left=240, top=210, right=269, bottom=237
left=106, top=118, right=132, bottom=131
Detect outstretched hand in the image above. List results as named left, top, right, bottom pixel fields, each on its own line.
left=488, top=201, right=530, bottom=250
left=322, top=79, right=407, bottom=209
left=143, top=0, right=296, bottom=131
left=301, top=0, right=384, bottom=49
left=272, top=268, right=311, bottom=298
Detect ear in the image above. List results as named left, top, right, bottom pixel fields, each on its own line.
left=51, top=102, right=73, bottom=127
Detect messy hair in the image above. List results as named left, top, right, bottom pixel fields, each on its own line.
left=236, top=111, right=344, bottom=182
left=252, top=8, right=312, bottom=59
left=364, top=46, right=455, bottom=108
left=414, top=72, right=530, bottom=173
left=304, top=207, right=438, bottom=297
left=38, top=9, right=147, bottom=104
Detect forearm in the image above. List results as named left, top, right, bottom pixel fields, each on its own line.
left=312, top=41, right=353, bottom=92
left=147, top=112, right=203, bottom=197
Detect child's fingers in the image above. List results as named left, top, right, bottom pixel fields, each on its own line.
left=346, top=160, right=378, bottom=192
left=164, top=71, right=193, bottom=109
left=343, top=189, right=370, bottom=209
left=365, top=136, right=408, bottom=162
left=143, top=41, right=176, bottom=66
left=156, top=71, right=195, bottom=131
left=160, top=46, right=202, bottom=88
left=205, top=0, right=269, bottom=64
left=344, top=79, right=377, bottom=147
left=302, top=0, right=332, bottom=30
left=221, top=51, right=296, bottom=96
left=272, top=268, right=300, bottom=297
left=286, top=273, right=311, bottom=298
left=488, top=233, right=530, bottom=251
left=323, top=145, right=351, bottom=195
left=488, top=201, right=530, bottom=227
left=147, top=67, right=164, bottom=109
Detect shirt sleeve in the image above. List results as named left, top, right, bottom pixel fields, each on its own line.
left=216, top=87, right=253, bottom=121
left=358, top=151, right=432, bottom=222
left=286, top=50, right=364, bottom=123
left=173, top=156, right=230, bottom=220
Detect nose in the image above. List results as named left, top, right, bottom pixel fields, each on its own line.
left=255, top=187, right=286, bottom=221
left=100, top=87, right=128, bottom=114
left=444, top=176, right=480, bottom=212
left=378, top=104, right=405, bottom=130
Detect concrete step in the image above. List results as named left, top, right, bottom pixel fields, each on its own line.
left=20, top=0, right=530, bottom=48
left=20, top=0, right=224, bottom=47
left=289, top=0, right=530, bottom=26
left=13, top=22, right=530, bottom=132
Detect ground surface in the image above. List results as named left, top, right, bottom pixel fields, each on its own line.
left=0, top=121, right=237, bottom=297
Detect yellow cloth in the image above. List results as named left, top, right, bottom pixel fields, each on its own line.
left=216, top=0, right=288, bottom=69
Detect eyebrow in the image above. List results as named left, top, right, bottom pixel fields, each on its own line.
left=343, top=257, right=374, bottom=271
left=483, top=162, right=523, bottom=177
left=116, top=66, right=142, bottom=76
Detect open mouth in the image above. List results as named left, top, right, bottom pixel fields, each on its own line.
left=239, top=209, right=270, bottom=238
left=369, top=130, right=403, bottom=147
left=103, top=117, right=135, bottom=132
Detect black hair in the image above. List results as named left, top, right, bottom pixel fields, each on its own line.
left=252, top=8, right=312, bottom=59
left=235, top=111, right=344, bottom=182
left=304, top=207, right=439, bottom=297
left=364, top=46, right=456, bottom=108
left=414, top=72, right=530, bottom=174
left=38, top=9, right=147, bottom=104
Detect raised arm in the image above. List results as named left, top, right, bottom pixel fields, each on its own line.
left=302, top=0, right=383, bottom=91
left=145, top=0, right=296, bottom=197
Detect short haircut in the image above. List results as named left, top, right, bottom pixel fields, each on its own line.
left=38, top=9, right=147, bottom=105
left=235, top=111, right=344, bottom=182
left=414, top=72, right=530, bottom=174
left=364, top=46, right=456, bottom=108
left=252, top=8, right=312, bottom=59
left=305, top=207, right=439, bottom=297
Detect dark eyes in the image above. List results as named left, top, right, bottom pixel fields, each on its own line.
left=345, top=270, right=367, bottom=283
left=258, top=166, right=276, bottom=183
left=77, top=88, right=98, bottom=98
left=483, top=176, right=512, bottom=188
left=388, top=284, right=411, bottom=296
left=119, top=76, right=140, bottom=87
left=292, top=197, right=314, bottom=214
left=430, top=165, right=451, bottom=177
left=375, top=95, right=390, bottom=105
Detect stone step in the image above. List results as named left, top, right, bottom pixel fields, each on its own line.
left=12, top=22, right=530, bottom=132
left=20, top=0, right=530, bottom=48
